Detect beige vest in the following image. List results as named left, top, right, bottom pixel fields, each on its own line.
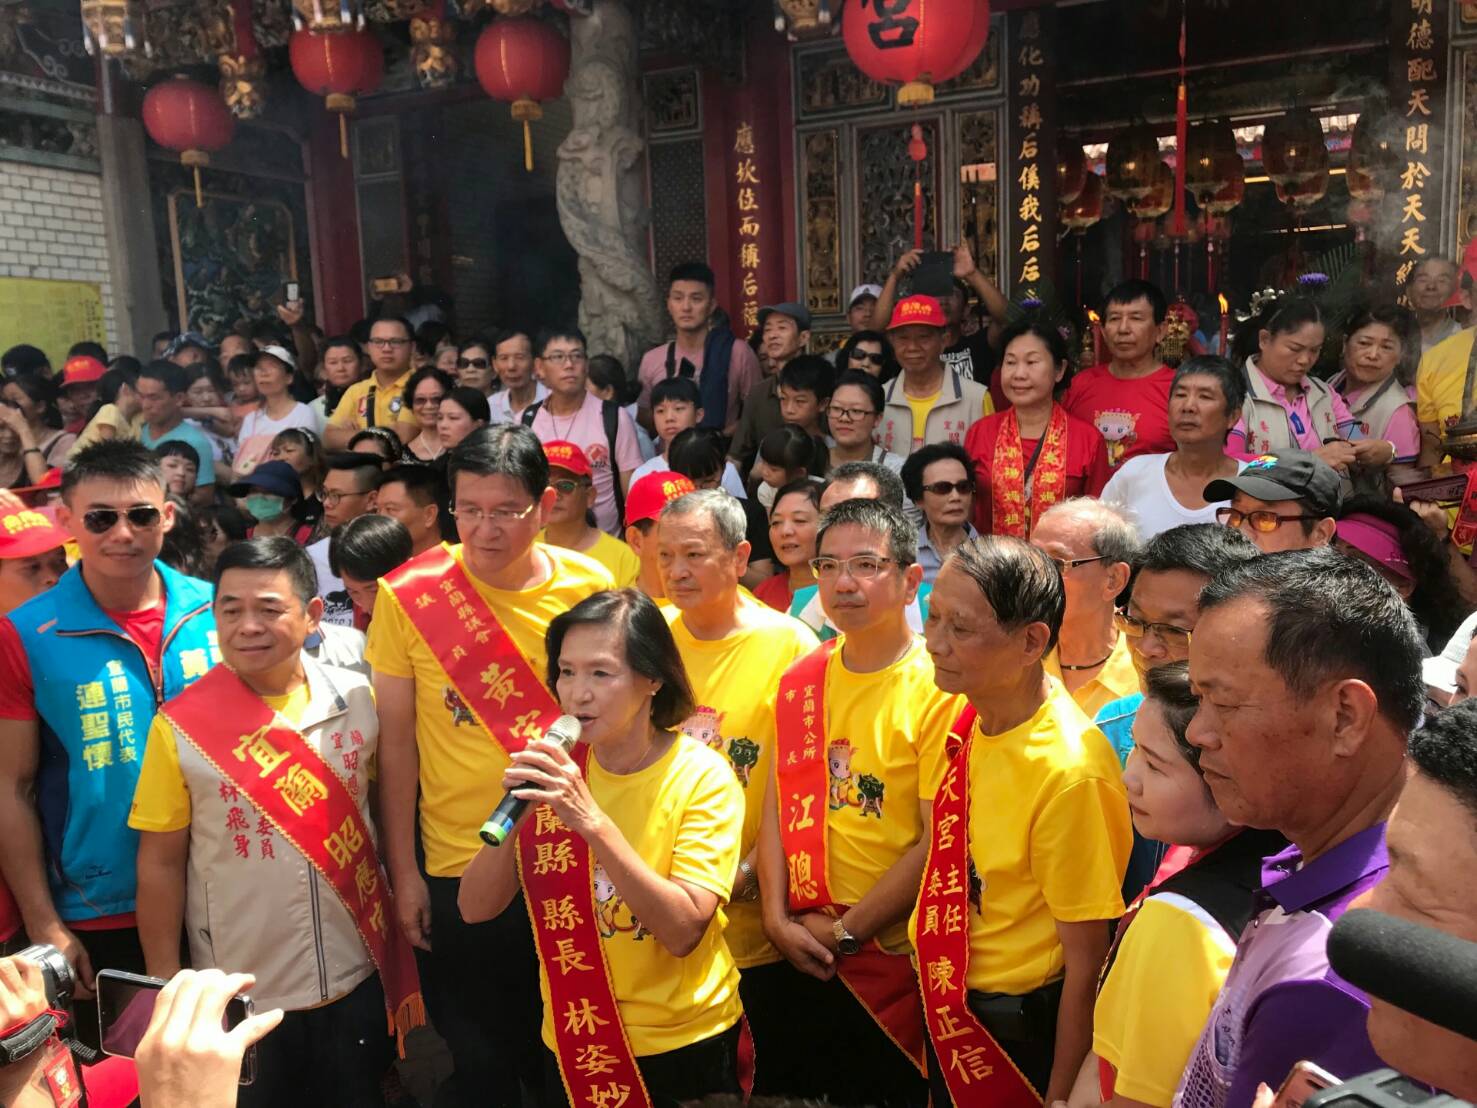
left=1329, top=370, right=1416, bottom=445
left=1240, top=357, right=1342, bottom=454
left=879, top=366, right=990, bottom=456
left=171, top=657, right=380, bottom=1011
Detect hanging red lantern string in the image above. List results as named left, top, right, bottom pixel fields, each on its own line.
left=1171, top=0, right=1188, bottom=238
left=290, top=26, right=384, bottom=159
left=474, top=16, right=570, bottom=173
left=908, top=123, right=927, bottom=249
left=841, top=0, right=990, bottom=107
left=142, top=75, right=235, bottom=207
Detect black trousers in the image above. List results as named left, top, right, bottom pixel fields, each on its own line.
left=236, top=973, right=394, bottom=1108
left=540, top=1021, right=742, bottom=1108
left=418, top=875, right=544, bottom=1108
left=925, top=981, right=1062, bottom=1106
left=739, top=961, right=928, bottom=1107
left=72, top=925, right=147, bottom=1053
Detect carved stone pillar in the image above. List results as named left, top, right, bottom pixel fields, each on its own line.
left=555, top=0, right=663, bottom=370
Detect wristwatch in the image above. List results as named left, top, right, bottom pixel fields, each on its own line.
left=832, top=918, right=861, bottom=956
left=737, top=859, right=760, bottom=902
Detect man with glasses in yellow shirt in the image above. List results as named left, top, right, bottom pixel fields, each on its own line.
left=758, top=497, right=960, bottom=1107
left=325, top=317, right=420, bottom=449
left=655, top=488, right=816, bottom=1093
left=367, top=425, right=613, bottom=1108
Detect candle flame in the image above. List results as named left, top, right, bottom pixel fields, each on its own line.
left=1087, top=309, right=1100, bottom=323
left=1218, top=294, right=1228, bottom=313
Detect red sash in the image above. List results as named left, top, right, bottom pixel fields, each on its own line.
left=916, top=705, right=1041, bottom=1108
left=774, top=641, right=927, bottom=1075
left=161, top=665, right=425, bottom=1053
left=383, top=544, right=556, bottom=755
left=991, top=405, right=1070, bottom=539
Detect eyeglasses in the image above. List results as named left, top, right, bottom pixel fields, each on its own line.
left=450, top=502, right=538, bottom=526
left=850, top=351, right=886, bottom=366
left=321, top=490, right=369, bottom=507
left=457, top=357, right=490, bottom=369
left=82, top=505, right=162, bottom=534
left=540, top=350, right=588, bottom=367
left=367, top=337, right=411, bottom=348
left=1115, top=608, right=1194, bottom=650
left=1216, top=507, right=1321, bottom=533
left=413, top=393, right=445, bottom=408
left=827, top=406, right=876, bottom=423
left=552, top=479, right=590, bottom=495
left=808, top=554, right=901, bottom=580
left=921, top=479, right=975, bottom=497
left=1051, top=554, right=1106, bottom=574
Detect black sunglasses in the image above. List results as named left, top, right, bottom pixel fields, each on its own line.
left=851, top=351, right=886, bottom=366
left=83, top=505, right=162, bottom=534
left=921, top=479, right=975, bottom=496
left=457, top=357, right=490, bottom=369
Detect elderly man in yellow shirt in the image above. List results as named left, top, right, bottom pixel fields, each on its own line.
left=1031, top=499, right=1142, bottom=717
left=366, top=425, right=613, bottom=1107
left=655, top=488, right=816, bottom=1094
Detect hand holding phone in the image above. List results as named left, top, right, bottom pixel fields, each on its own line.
left=1272, top=1061, right=1339, bottom=1108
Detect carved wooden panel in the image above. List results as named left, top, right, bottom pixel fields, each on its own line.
left=957, top=110, right=999, bottom=285
left=795, top=44, right=888, bottom=120
left=649, top=138, right=707, bottom=290
left=856, top=119, right=938, bottom=282
left=802, top=128, right=842, bottom=316
left=643, top=68, right=701, bottom=138
left=1458, top=47, right=1477, bottom=246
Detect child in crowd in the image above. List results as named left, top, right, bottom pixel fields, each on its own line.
left=629, top=376, right=748, bottom=498
left=70, top=364, right=142, bottom=458
left=155, top=440, right=205, bottom=505
left=754, top=423, right=828, bottom=511
left=776, top=354, right=835, bottom=440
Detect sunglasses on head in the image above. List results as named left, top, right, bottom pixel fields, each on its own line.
left=457, top=357, right=490, bottom=369
left=82, top=505, right=163, bottom=534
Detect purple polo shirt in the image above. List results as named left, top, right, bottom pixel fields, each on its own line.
left=1174, top=823, right=1389, bottom=1108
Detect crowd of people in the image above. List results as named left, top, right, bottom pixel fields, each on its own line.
left=0, top=248, right=1475, bottom=1108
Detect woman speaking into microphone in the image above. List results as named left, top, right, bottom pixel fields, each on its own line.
left=459, top=588, right=746, bottom=1108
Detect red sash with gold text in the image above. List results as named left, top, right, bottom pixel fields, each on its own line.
left=384, top=544, right=556, bottom=755
left=385, top=545, right=652, bottom=1105
left=774, top=641, right=927, bottom=1074
left=991, top=405, right=1069, bottom=539
left=915, top=706, right=1041, bottom=1108
left=162, top=665, right=425, bottom=1053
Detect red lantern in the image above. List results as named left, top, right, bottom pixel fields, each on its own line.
left=1203, top=151, right=1245, bottom=216
left=1060, top=171, right=1103, bottom=232
left=142, top=75, right=235, bottom=207
left=290, top=27, right=384, bottom=159
left=1262, top=109, right=1328, bottom=190
left=841, top=0, right=990, bottom=107
left=1106, top=122, right=1160, bottom=200
left=475, top=17, right=570, bottom=173
left=1129, top=160, right=1174, bottom=221
left=1057, top=141, right=1086, bottom=206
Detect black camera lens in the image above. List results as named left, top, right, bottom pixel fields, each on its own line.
left=16, top=944, right=74, bottom=1009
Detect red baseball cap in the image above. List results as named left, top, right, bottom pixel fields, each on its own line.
left=0, top=504, right=69, bottom=559
left=543, top=440, right=592, bottom=478
left=625, top=471, right=695, bottom=527
left=10, top=468, right=62, bottom=499
left=61, top=355, right=106, bottom=388
left=885, top=294, right=947, bottom=330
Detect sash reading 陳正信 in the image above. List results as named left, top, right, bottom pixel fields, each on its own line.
left=384, top=545, right=653, bottom=1108
left=914, top=705, right=1042, bottom=1108
left=162, top=664, right=425, bottom=1052
left=774, top=640, right=927, bottom=1074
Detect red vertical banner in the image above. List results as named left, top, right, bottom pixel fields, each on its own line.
left=733, top=120, right=765, bottom=338
left=1390, top=0, right=1449, bottom=295
left=1006, top=9, right=1057, bottom=299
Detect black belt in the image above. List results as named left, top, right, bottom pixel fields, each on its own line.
left=966, top=977, right=1064, bottom=1043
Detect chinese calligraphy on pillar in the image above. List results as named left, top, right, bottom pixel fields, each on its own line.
left=1391, top=0, right=1449, bottom=291
left=1007, top=9, right=1056, bottom=297
left=735, top=122, right=763, bottom=335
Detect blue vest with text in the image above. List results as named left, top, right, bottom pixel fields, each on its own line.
left=9, top=561, right=217, bottom=921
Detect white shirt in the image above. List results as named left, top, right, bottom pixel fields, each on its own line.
left=307, top=537, right=356, bottom=627
left=630, top=453, right=749, bottom=500
left=489, top=382, right=550, bottom=424
left=1100, top=453, right=1247, bottom=540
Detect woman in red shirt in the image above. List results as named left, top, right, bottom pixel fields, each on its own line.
left=965, top=321, right=1110, bottom=536
left=753, top=479, right=822, bottom=611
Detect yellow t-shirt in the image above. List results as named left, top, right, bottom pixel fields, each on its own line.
left=1043, top=633, right=1140, bottom=719
left=536, top=736, right=744, bottom=1058
left=910, top=678, right=1131, bottom=995
left=906, top=390, right=941, bottom=446
left=1093, top=894, right=1238, bottom=1106
left=804, top=638, right=961, bottom=952
left=1415, top=327, right=1476, bottom=430
left=365, top=543, right=614, bottom=877
left=666, top=604, right=817, bottom=968
left=329, top=371, right=419, bottom=431
left=131, top=686, right=311, bottom=832
left=538, top=529, right=640, bottom=589
left=70, top=404, right=139, bottom=459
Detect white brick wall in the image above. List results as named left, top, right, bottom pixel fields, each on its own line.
left=0, top=162, right=118, bottom=351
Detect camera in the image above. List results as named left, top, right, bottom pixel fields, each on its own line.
left=15, top=944, right=75, bottom=1010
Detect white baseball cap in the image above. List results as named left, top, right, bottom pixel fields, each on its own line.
left=848, top=284, right=883, bottom=308
left=258, top=343, right=297, bottom=370
left=1424, top=609, right=1477, bottom=694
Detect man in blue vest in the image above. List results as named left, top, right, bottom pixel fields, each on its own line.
left=0, top=440, right=218, bottom=1045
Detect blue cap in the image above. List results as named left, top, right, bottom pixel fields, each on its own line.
left=228, top=460, right=302, bottom=501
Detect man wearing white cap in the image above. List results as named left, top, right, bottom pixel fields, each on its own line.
left=846, top=284, right=882, bottom=333
left=233, top=346, right=317, bottom=477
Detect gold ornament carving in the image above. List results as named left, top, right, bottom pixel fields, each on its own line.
left=219, top=53, right=266, bottom=119
left=292, top=0, right=365, bottom=32
left=411, top=15, right=457, bottom=88
left=80, top=0, right=149, bottom=57
left=491, top=0, right=538, bottom=13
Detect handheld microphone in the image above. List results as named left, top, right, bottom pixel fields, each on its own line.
left=479, top=714, right=583, bottom=847
left=1327, top=908, right=1477, bottom=1043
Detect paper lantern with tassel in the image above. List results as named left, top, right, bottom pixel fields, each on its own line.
left=841, top=0, right=990, bottom=107
left=1347, top=109, right=1399, bottom=203
left=1262, top=109, right=1328, bottom=189
left=1129, top=160, right=1174, bottom=220
left=1057, top=141, right=1086, bottom=206
left=474, top=16, right=570, bottom=173
left=1203, top=151, right=1245, bottom=215
left=290, top=27, right=384, bottom=159
left=1060, top=171, right=1103, bottom=232
left=142, top=75, right=235, bottom=207
left=1106, top=123, right=1160, bottom=200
